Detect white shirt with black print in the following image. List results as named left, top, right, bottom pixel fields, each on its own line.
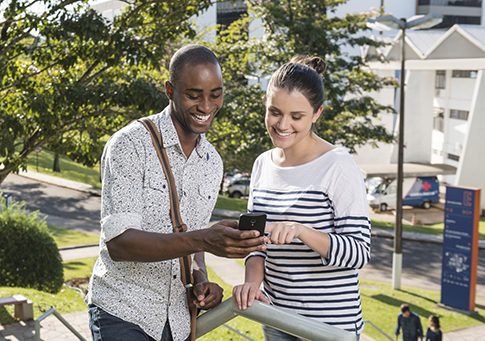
left=86, top=107, right=223, bottom=341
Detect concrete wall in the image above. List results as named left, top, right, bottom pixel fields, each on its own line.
left=456, top=70, right=485, bottom=211
left=390, top=70, right=435, bottom=164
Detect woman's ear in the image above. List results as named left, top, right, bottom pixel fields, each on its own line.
left=165, top=81, right=174, bottom=100
left=313, top=105, right=324, bottom=123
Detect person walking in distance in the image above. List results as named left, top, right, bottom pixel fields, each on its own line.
left=395, top=304, right=424, bottom=341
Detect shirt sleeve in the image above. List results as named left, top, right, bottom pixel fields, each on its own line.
left=100, top=127, right=145, bottom=242
left=321, top=156, right=371, bottom=269
left=395, top=315, right=402, bottom=336
left=416, top=315, right=424, bottom=337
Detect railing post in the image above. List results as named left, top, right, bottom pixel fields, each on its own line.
left=34, top=307, right=86, bottom=341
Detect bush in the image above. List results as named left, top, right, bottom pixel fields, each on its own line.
left=0, top=202, right=63, bottom=293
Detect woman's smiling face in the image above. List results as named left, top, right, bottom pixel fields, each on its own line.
left=265, top=87, right=321, bottom=150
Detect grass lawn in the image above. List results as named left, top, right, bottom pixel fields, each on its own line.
left=215, top=195, right=248, bottom=212
left=360, top=279, right=485, bottom=340
left=48, top=225, right=99, bottom=248
left=0, top=286, right=86, bottom=325
left=372, top=217, right=485, bottom=240
left=63, top=257, right=97, bottom=282
left=26, top=150, right=101, bottom=189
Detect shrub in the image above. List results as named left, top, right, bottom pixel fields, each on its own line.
left=0, top=202, right=63, bottom=293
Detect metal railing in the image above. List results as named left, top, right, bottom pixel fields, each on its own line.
left=196, top=298, right=356, bottom=341
left=34, top=307, right=87, bottom=341
left=363, top=320, right=393, bottom=340
left=33, top=299, right=357, bottom=341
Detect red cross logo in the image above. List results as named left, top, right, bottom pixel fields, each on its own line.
left=422, top=181, right=431, bottom=192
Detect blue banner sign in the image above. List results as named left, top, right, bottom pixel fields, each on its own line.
left=440, top=186, right=480, bottom=311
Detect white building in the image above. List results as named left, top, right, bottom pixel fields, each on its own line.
left=360, top=24, right=485, bottom=211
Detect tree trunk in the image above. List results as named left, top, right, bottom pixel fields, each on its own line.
left=53, top=152, right=61, bottom=172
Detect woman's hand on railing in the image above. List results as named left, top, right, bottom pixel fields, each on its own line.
left=232, top=282, right=270, bottom=310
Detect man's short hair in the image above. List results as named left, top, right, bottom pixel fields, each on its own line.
left=169, top=44, right=220, bottom=84
left=400, top=304, right=410, bottom=314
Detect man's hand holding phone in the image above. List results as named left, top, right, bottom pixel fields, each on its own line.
left=238, top=212, right=267, bottom=237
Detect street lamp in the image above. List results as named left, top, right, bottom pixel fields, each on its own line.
left=368, top=14, right=442, bottom=290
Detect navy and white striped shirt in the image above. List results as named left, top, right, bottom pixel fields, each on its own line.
left=247, top=147, right=371, bottom=334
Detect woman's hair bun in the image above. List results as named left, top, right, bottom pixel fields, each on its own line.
left=290, top=55, right=326, bottom=75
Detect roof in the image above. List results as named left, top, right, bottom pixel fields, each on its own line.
left=365, top=24, right=485, bottom=61
left=359, top=162, right=457, bottom=178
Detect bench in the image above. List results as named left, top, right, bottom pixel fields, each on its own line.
left=0, top=294, right=34, bottom=321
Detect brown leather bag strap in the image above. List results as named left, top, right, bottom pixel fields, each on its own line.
left=138, top=117, right=197, bottom=341
left=138, top=118, right=187, bottom=233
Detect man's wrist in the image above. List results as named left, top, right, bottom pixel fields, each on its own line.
left=186, top=229, right=207, bottom=253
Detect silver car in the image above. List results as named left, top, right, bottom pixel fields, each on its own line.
left=227, top=178, right=250, bottom=198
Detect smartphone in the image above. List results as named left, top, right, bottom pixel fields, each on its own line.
left=238, top=212, right=267, bottom=236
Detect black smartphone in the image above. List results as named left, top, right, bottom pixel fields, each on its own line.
left=239, top=212, right=267, bottom=236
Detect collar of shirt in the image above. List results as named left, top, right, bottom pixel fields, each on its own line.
left=156, top=107, right=211, bottom=159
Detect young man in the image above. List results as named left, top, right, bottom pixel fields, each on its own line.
left=87, top=45, right=267, bottom=341
left=395, top=304, right=424, bottom=341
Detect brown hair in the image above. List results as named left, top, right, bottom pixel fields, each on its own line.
left=267, top=55, right=326, bottom=112
left=429, top=315, right=440, bottom=329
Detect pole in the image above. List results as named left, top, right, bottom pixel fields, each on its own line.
left=392, top=19, right=406, bottom=290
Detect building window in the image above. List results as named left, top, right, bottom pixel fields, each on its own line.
left=436, top=15, right=481, bottom=28
left=433, top=108, right=445, bottom=132
left=447, top=153, right=460, bottom=162
left=452, top=70, right=478, bottom=78
left=449, top=109, right=469, bottom=120
left=217, top=1, right=247, bottom=29
left=435, top=70, right=446, bottom=89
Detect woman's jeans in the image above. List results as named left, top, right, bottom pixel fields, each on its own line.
left=88, top=304, right=176, bottom=341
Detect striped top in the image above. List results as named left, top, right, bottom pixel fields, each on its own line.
left=247, top=147, right=371, bottom=335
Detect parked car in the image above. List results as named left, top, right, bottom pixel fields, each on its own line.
left=367, top=176, right=440, bottom=211
left=227, top=178, right=250, bottom=198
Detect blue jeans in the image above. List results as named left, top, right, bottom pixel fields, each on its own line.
left=263, top=325, right=360, bottom=341
left=88, top=304, right=175, bottom=341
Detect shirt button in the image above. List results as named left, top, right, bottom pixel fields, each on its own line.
left=173, top=274, right=177, bottom=279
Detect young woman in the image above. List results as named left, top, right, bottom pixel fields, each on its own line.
left=425, top=315, right=442, bottom=341
left=233, top=56, right=371, bottom=340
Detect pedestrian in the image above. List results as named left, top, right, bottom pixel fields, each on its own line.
left=425, top=315, right=442, bottom=341
left=86, top=44, right=267, bottom=341
left=395, top=304, right=424, bottom=341
left=232, top=55, right=371, bottom=340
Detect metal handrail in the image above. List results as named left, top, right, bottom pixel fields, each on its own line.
left=196, top=298, right=356, bottom=341
left=363, top=320, right=393, bottom=340
left=34, top=307, right=87, bottom=341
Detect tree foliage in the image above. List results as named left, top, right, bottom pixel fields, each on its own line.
left=207, top=0, right=395, bottom=172
left=0, top=0, right=211, bottom=184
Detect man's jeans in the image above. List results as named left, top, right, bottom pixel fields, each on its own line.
left=88, top=304, right=176, bottom=341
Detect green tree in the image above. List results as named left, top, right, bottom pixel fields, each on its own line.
left=207, top=16, right=271, bottom=173
left=0, top=0, right=211, bottom=184
left=207, top=0, right=395, bottom=172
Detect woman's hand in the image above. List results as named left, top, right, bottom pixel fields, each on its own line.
left=265, top=222, right=303, bottom=244
left=233, top=282, right=270, bottom=310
